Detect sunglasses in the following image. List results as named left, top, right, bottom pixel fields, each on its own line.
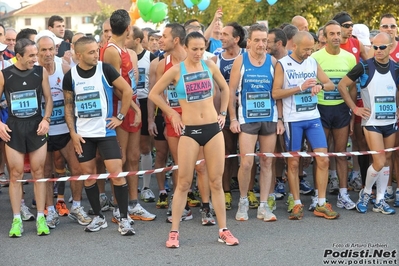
left=380, top=24, right=397, bottom=30
left=372, top=44, right=391, bottom=50
left=341, top=23, right=354, bottom=29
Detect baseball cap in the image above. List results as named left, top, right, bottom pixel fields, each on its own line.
left=35, top=30, right=63, bottom=45
left=0, top=42, right=7, bottom=52
left=353, top=24, right=371, bottom=46
left=149, top=29, right=162, bottom=37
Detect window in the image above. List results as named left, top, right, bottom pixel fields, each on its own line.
left=82, top=16, right=93, bottom=24
left=65, top=17, right=71, bottom=28
left=25, top=18, right=31, bottom=26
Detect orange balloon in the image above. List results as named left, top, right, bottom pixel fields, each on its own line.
left=129, top=11, right=137, bottom=25
left=131, top=0, right=137, bottom=2
left=133, top=6, right=141, bottom=19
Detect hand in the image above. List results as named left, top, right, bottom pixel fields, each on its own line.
left=0, top=122, right=11, bottom=142
left=37, top=120, right=49, bottom=135
left=148, top=121, right=158, bottom=137
left=229, top=120, right=241, bottom=133
left=349, top=116, right=355, bottom=136
left=276, top=120, right=285, bottom=135
left=310, top=83, right=323, bottom=97
left=353, top=107, right=371, bottom=120
left=71, top=132, right=85, bottom=155
left=169, top=111, right=184, bottom=135
left=300, top=78, right=317, bottom=92
left=106, top=117, right=123, bottom=129
left=63, top=50, right=72, bottom=64
left=132, top=110, right=142, bottom=127
left=217, top=115, right=226, bottom=129
left=214, top=8, right=223, bottom=21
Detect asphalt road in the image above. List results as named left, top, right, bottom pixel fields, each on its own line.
left=0, top=170, right=398, bottom=266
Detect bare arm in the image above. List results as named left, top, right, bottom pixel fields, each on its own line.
left=337, top=75, right=370, bottom=119
left=204, top=8, right=223, bottom=41
left=0, top=71, right=11, bottom=142
left=228, top=55, right=242, bottom=133
left=63, top=89, right=85, bottom=155
left=316, top=63, right=334, bottom=91
left=103, top=47, right=121, bottom=72
left=37, top=69, right=53, bottom=135
left=128, top=48, right=139, bottom=82
left=207, top=60, right=228, bottom=128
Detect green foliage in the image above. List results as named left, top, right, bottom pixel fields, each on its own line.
left=92, top=0, right=115, bottom=35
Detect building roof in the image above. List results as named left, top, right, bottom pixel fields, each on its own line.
left=9, top=0, right=131, bottom=16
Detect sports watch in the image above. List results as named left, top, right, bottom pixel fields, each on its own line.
left=116, top=113, right=125, bottom=121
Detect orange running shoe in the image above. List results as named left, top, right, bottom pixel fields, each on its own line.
left=218, top=229, right=239, bottom=246
left=288, top=204, right=304, bottom=220
left=166, top=231, right=179, bottom=248
left=56, top=201, right=70, bottom=216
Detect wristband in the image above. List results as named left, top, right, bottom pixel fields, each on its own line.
left=230, top=118, right=237, bottom=122
left=298, top=82, right=303, bottom=92
left=353, top=107, right=358, bottom=115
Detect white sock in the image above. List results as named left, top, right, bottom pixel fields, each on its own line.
left=259, top=201, right=267, bottom=208
left=141, top=153, right=153, bottom=189
left=314, top=189, right=318, bottom=197
left=14, top=214, right=21, bottom=220
left=37, top=212, right=44, bottom=218
left=47, top=205, right=55, bottom=212
left=294, top=200, right=302, bottom=205
left=318, top=198, right=326, bottom=206
left=339, top=188, right=347, bottom=196
left=72, top=201, right=81, bottom=209
left=329, top=170, right=337, bottom=178
left=364, top=165, right=380, bottom=195
left=351, top=170, right=360, bottom=180
left=376, top=166, right=389, bottom=202
left=57, top=197, right=65, bottom=202
left=386, top=186, right=393, bottom=194
left=159, top=190, right=167, bottom=194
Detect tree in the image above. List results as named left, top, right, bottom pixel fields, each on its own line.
left=92, top=0, right=116, bottom=35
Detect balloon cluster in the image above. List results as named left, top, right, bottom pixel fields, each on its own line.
left=129, top=0, right=168, bottom=24
left=183, top=0, right=211, bottom=11
left=255, top=0, right=278, bottom=5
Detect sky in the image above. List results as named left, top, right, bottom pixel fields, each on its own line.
left=0, top=0, right=41, bottom=10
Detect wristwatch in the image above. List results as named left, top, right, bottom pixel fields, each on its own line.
left=316, top=82, right=324, bottom=90
left=220, top=111, right=227, bottom=116
left=116, top=113, right=125, bottom=121
left=43, top=117, right=51, bottom=123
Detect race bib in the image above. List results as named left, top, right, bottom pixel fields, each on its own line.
left=42, top=99, right=65, bottom=125
left=76, top=91, right=102, bottom=118
left=128, top=69, right=137, bottom=95
left=375, top=96, right=396, bottom=120
left=167, top=84, right=180, bottom=108
left=10, top=90, right=38, bottom=118
left=294, top=89, right=317, bottom=112
left=245, top=91, right=271, bottom=118
left=183, top=71, right=212, bottom=102
left=137, top=68, right=145, bottom=90
left=324, top=78, right=342, bottom=101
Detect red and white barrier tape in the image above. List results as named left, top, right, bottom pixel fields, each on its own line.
left=16, top=146, right=399, bottom=183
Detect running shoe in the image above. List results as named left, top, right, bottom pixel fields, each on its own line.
left=247, top=191, right=259, bottom=209
left=166, top=197, right=173, bottom=216
left=225, top=192, right=232, bottom=210
left=394, top=191, right=399, bottom=207
left=348, top=174, right=362, bottom=191
left=129, top=203, right=156, bottom=221
left=112, top=208, right=135, bottom=225
left=68, top=206, right=92, bottom=225
left=230, top=178, right=239, bottom=191
left=201, top=208, right=216, bottom=226
left=218, top=229, right=239, bottom=246
left=356, top=189, right=370, bottom=213
left=299, top=179, right=314, bottom=195
left=85, top=216, right=108, bottom=232
left=314, top=203, right=339, bottom=219
left=21, top=204, right=35, bottom=221
left=31, top=199, right=37, bottom=209
left=328, top=177, right=339, bottom=195
left=384, top=191, right=395, bottom=202
left=0, top=172, right=9, bottom=187
left=268, top=194, right=276, bottom=211
left=9, top=218, right=23, bottom=238
left=166, top=231, right=179, bottom=248
left=46, top=210, right=60, bottom=229
left=156, top=193, right=169, bottom=209
left=337, top=193, right=356, bottom=210
left=166, top=208, right=193, bottom=223
left=118, top=218, right=135, bottom=236
left=187, top=192, right=201, bottom=207
left=373, top=199, right=396, bottom=215
left=141, top=187, right=155, bottom=202
left=100, top=194, right=112, bottom=211
left=274, top=179, right=286, bottom=200
left=257, top=205, right=277, bottom=222
left=36, top=216, right=50, bottom=236
left=288, top=204, right=304, bottom=220
left=56, top=201, right=70, bottom=216
left=286, top=194, right=294, bottom=213
left=235, top=197, right=249, bottom=221
left=308, top=195, right=318, bottom=211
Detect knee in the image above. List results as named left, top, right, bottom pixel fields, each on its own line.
left=259, top=157, right=273, bottom=168
left=316, top=157, right=329, bottom=169
left=194, top=161, right=206, bottom=175
left=287, top=159, right=299, bottom=172
left=239, top=158, right=254, bottom=172
left=176, top=179, right=191, bottom=192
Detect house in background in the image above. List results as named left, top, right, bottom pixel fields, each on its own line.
left=0, top=0, right=131, bottom=34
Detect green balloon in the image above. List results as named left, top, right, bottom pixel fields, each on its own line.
left=137, top=0, right=154, bottom=15
left=191, top=0, right=201, bottom=4
left=150, top=2, right=168, bottom=23
left=140, top=10, right=151, bottom=22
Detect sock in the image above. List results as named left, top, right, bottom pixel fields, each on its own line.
left=240, top=196, right=248, bottom=201
left=202, top=202, right=210, bottom=210
left=57, top=197, right=65, bottom=202
left=114, top=183, right=129, bottom=219
left=376, top=166, right=389, bottom=202
left=141, top=153, right=153, bottom=189
left=129, top=199, right=138, bottom=208
left=72, top=201, right=80, bottom=209
left=219, top=228, right=228, bottom=233
left=47, top=205, right=55, bottom=212
left=159, top=190, right=167, bottom=195
left=37, top=212, right=44, bottom=218
left=318, top=198, right=326, bottom=206
left=314, top=189, right=319, bottom=197
left=21, top=199, right=25, bottom=205
left=85, top=183, right=103, bottom=217
left=386, top=186, right=393, bottom=194
left=14, top=214, right=21, bottom=220
left=259, top=201, right=267, bottom=208
left=364, top=165, right=380, bottom=195
left=351, top=170, right=360, bottom=180
left=339, top=188, right=347, bottom=196
left=329, top=170, right=337, bottom=178
left=294, top=200, right=302, bottom=205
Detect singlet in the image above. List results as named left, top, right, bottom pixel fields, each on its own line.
left=236, top=52, right=276, bottom=124
left=2, top=65, right=43, bottom=120
left=175, top=60, right=213, bottom=102
left=42, top=62, right=69, bottom=136
left=164, top=54, right=181, bottom=112
left=278, top=55, right=320, bottom=122
left=208, top=37, right=222, bottom=54
left=71, top=62, right=115, bottom=138
left=311, top=48, right=356, bottom=106
left=359, top=59, right=397, bottom=126
left=137, top=50, right=151, bottom=99
left=390, top=42, right=399, bottom=62
left=340, top=37, right=361, bottom=63
left=216, top=48, right=245, bottom=84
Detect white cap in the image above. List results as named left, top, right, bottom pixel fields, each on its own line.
left=353, top=24, right=371, bottom=46
left=35, top=30, right=63, bottom=45
left=0, top=42, right=7, bottom=51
